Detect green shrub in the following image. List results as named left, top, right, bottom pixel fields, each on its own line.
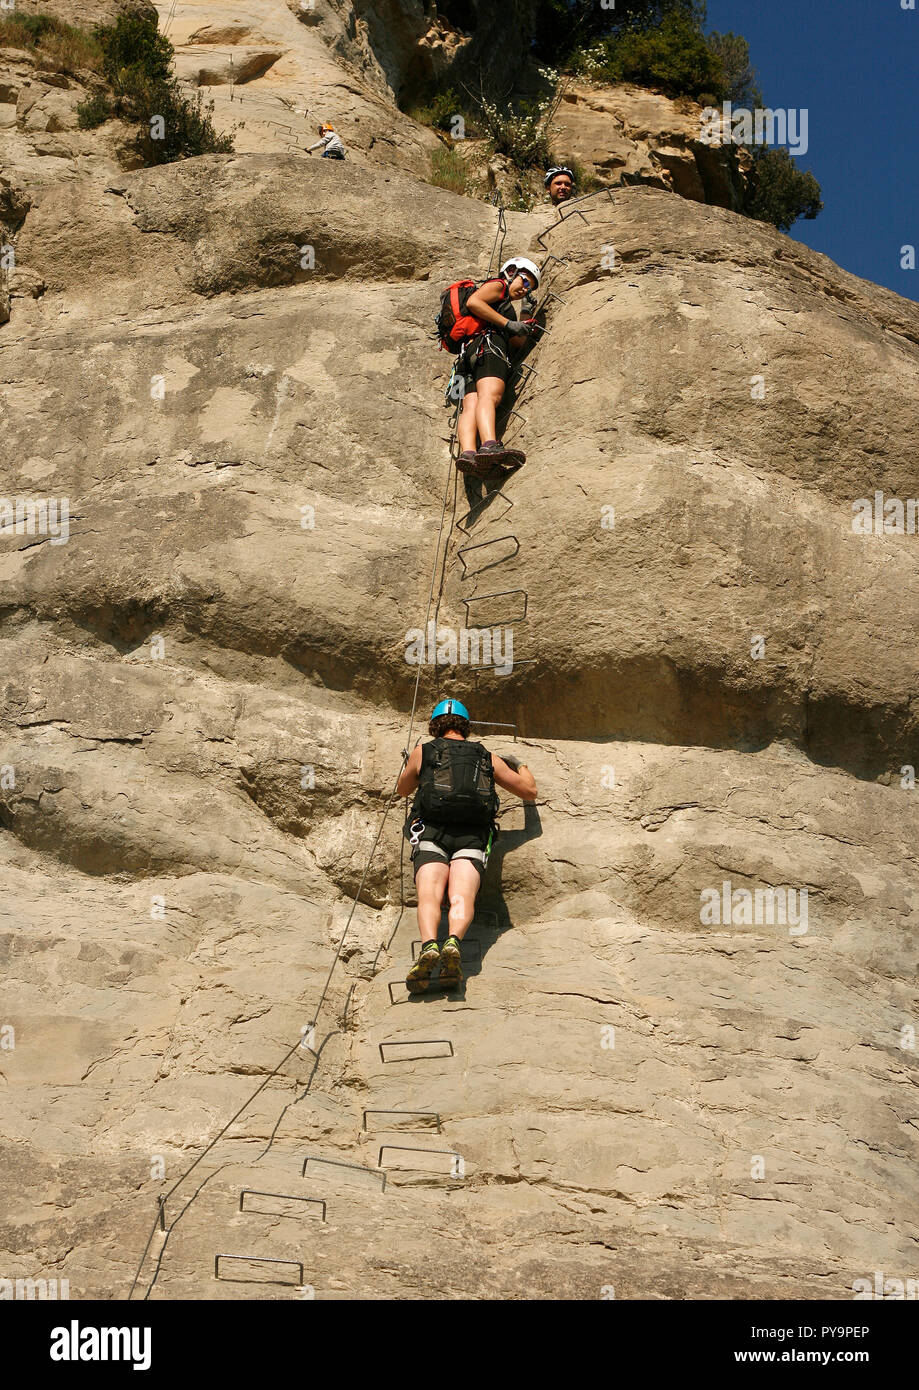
left=97, top=13, right=173, bottom=86
left=705, top=30, right=762, bottom=108
left=79, top=14, right=233, bottom=162
left=76, top=90, right=113, bottom=128
left=131, top=81, right=233, bottom=164
left=409, top=87, right=474, bottom=136
left=480, top=97, right=554, bottom=169
left=4, top=11, right=231, bottom=161
left=430, top=144, right=468, bottom=196
left=534, top=0, right=704, bottom=68
left=476, top=70, right=564, bottom=174
left=567, top=156, right=601, bottom=195
left=580, top=8, right=726, bottom=101
left=743, top=146, right=822, bottom=232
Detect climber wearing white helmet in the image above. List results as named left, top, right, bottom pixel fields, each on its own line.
left=396, top=698, right=537, bottom=992
left=307, top=122, right=345, bottom=159
left=544, top=165, right=575, bottom=205
left=450, top=257, right=543, bottom=477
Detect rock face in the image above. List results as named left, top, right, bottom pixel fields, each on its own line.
left=287, top=0, right=537, bottom=105
left=556, top=80, right=750, bottom=209
left=15, top=0, right=159, bottom=26
left=1, top=5, right=919, bottom=1304
left=160, top=0, right=441, bottom=174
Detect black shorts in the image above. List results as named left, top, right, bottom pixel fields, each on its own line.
left=410, top=823, right=494, bottom=880
left=458, top=337, right=511, bottom=396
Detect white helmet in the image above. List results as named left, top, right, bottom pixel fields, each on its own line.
left=499, top=257, right=540, bottom=289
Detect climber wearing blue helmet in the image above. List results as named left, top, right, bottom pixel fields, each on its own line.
left=396, top=698, right=537, bottom=993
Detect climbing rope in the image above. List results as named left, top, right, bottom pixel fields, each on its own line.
left=486, top=199, right=507, bottom=278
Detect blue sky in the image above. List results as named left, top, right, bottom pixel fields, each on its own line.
left=702, top=0, right=918, bottom=301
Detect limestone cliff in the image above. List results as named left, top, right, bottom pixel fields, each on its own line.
left=1, top=1, right=918, bottom=1302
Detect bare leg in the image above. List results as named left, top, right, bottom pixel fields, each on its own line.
left=474, top=376, right=505, bottom=444
left=415, top=862, right=449, bottom=943
left=445, top=858, right=482, bottom=940
left=457, top=390, right=479, bottom=453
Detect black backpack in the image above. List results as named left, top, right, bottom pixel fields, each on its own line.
left=413, top=738, right=498, bottom=827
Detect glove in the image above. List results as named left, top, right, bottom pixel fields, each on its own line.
left=504, top=318, right=533, bottom=336
left=500, top=752, right=521, bottom=771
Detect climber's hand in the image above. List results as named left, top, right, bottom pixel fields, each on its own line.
left=500, top=752, right=521, bottom=771
left=506, top=318, right=534, bottom=337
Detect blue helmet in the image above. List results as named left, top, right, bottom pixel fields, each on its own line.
left=431, top=698, right=470, bottom=721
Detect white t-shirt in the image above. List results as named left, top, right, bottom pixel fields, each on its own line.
left=311, top=130, right=345, bottom=155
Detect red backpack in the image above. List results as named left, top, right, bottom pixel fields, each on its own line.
left=435, top=276, right=507, bottom=352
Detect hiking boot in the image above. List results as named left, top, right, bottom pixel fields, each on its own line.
left=438, top=935, right=463, bottom=988
left=455, top=450, right=479, bottom=474
left=476, top=439, right=506, bottom=461
left=406, top=941, right=440, bottom=994
left=475, top=441, right=526, bottom=474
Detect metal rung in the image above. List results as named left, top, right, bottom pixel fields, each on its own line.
left=458, top=534, right=519, bottom=578
left=379, top=1039, right=454, bottom=1063
left=558, top=187, right=616, bottom=217
left=544, top=291, right=567, bottom=306
left=239, top=1189, right=326, bottom=1221
left=301, top=1155, right=386, bottom=1191
left=378, top=1145, right=463, bottom=1174
left=461, top=589, right=528, bottom=624
left=471, top=658, right=537, bottom=677
left=362, top=1109, right=442, bottom=1133
left=469, top=720, right=516, bottom=736
left=215, top=1254, right=304, bottom=1285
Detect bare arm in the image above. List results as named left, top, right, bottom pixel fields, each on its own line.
left=396, top=743, right=422, bottom=798
left=466, top=281, right=515, bottom=330
left=492, top=753, right=537, bottom=802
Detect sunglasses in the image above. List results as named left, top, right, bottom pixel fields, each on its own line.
left=518, top=275, right=533, bottom=291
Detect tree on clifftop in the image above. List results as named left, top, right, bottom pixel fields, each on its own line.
left=744, top=147, right=823, bottom=232
left=77, top=14, right=233, bottom=165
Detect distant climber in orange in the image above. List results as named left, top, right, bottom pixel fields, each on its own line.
left=397, top=698, right=537, bottom=993
left=308, top=122, right=346, bottom=159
